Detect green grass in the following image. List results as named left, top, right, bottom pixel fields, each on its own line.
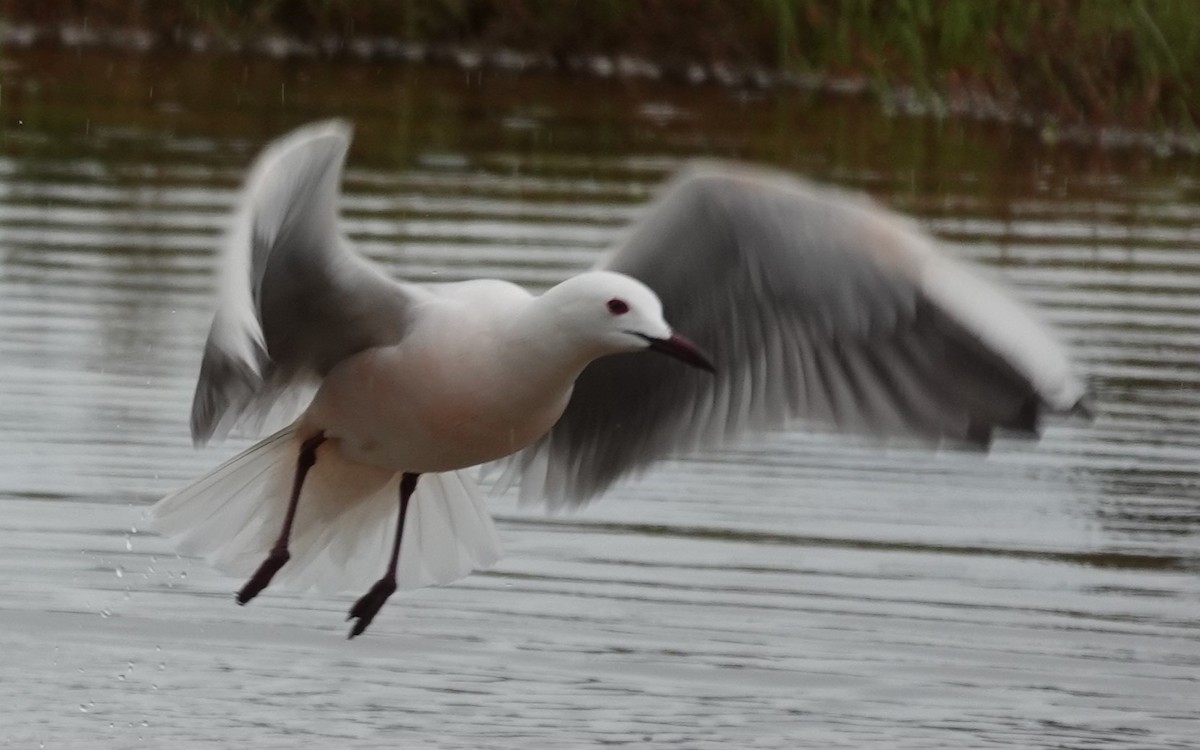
left=763, top=0, right=1200, bottom=132
left=3, top=0, right=1199, bottom=134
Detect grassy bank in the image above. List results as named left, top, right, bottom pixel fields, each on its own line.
left=2, top=0, right=1198, bottom=142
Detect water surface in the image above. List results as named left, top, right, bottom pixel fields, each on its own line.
left=1, top=49, right=1198, bottom=748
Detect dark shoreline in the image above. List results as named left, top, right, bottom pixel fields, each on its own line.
left=3, top=1, right=1199, bottom=155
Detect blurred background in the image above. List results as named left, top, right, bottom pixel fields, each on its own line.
left=5, top=0, right=1200, bottom=143
left=0, top=3, right=1198, bottom=748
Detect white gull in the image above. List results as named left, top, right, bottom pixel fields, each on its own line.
left=150, top=120, right=1089, bottom=637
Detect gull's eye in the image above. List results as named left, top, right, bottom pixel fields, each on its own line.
left=607, top=298, right=630, bottom=315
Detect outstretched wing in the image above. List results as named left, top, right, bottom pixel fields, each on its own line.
left=191, top=120, right=415, bottom=444
left=510, top=162, right=1089, bottom=508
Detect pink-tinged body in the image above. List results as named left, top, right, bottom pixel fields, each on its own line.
left=299, top=280, right=577, bottom=473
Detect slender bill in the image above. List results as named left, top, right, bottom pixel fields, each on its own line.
left=635, top=332, right=716, bottom=373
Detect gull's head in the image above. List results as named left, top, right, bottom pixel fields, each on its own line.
left=540, top=271, right=714, bottom=372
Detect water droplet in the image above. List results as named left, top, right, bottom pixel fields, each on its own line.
left=117, top=674, right=126, bottom=681
left=157, top=662, right=165, bottom=671
left=130, top=524, right=138, bottom=534
left=115, top=566, right=124, bottom=579
left=79, top=704, right=89, bottom=713
left=179, top=571, right=187, bottom=580
left=99, top=609, right=112, bottom=618
left=125, top=536, right=133, bottom=552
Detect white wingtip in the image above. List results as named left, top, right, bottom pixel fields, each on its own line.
left=207, top=119, right=356, bottom=381
left=921, top=253, right=1087, bottom=412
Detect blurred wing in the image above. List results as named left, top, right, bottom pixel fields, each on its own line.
left=191, top=120, right=415, bottom=444
left=511, top=162, right=1089, bottom=508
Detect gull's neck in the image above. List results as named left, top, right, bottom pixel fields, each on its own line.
left=501, top=292, right=606, bottom=390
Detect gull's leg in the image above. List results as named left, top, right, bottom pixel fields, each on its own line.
left=236, top=432, right=327, bottom=605
left=347, top=472, right=419, bottom=638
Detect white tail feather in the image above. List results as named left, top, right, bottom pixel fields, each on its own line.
left=149, top=426, right=503, bottom=594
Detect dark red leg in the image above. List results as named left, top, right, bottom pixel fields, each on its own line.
left=236, top=432, right=327, bottom=605
left=347, top=472, right=419, bottom=638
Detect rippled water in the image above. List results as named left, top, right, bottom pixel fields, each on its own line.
left=1, top=49, right=1198, bottom=748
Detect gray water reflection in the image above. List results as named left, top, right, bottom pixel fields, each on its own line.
left=1, top=48, right=1198, bottom=748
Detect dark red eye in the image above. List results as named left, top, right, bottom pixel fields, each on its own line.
left=607, top=298, right=630, bottom=315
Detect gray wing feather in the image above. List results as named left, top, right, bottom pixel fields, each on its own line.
left=513, top=162, right=1087, bottom=509
left=191, top=120, right=413, bottom=444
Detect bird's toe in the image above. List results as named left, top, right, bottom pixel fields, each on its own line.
left=346, top=576, right=398, bottom=638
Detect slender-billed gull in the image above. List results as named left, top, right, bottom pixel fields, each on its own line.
left=151, top=120, right=1089, bottom=637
